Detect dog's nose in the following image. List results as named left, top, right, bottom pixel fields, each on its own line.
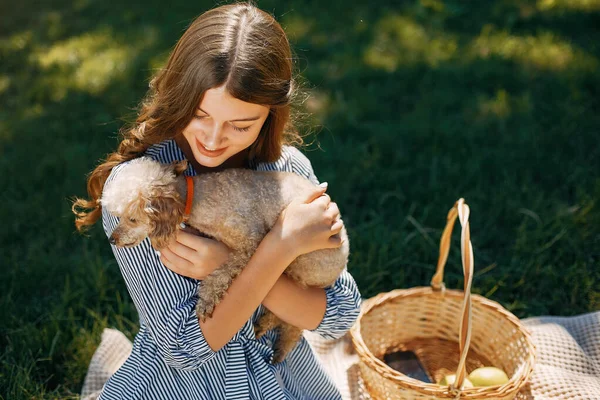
left=109, top=236, right=116, bottom=245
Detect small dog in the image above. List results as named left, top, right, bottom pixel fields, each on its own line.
left=101, top=157, right=349, bottom=362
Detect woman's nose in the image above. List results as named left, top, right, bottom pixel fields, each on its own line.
left=204, top=124, right=224, bottom=148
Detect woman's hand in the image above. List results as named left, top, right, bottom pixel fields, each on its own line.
left=271, top=183, right=344, bottom=259
left=154, top=227, right=231, bottom=280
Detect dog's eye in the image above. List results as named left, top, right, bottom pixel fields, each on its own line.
left=129, top=218, right=137, bottom=223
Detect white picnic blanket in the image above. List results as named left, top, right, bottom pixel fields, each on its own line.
left=81, top=312, right=600, bottom=400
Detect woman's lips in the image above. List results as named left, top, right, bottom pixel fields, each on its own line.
left=195, top=138, right=227, bottom=158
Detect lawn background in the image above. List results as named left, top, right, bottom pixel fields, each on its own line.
left=1, top=0, right=599, bottom=398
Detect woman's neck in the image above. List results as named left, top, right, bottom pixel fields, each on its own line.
left=174, top=135, right=250, bottom=174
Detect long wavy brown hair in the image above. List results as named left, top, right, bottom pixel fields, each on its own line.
left=72, top=2, right=304, bottom=232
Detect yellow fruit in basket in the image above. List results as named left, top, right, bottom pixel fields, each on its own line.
left=468, top=367, right=509, bottom=386
left=438, top=374, right=474, bottom=388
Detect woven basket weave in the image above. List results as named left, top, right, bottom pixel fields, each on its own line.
left=350, top=199, right=536, bottom=399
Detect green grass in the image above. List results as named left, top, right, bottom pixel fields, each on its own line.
left=1, top=0, right=599, bottom=398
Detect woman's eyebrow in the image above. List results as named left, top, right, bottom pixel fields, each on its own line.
left=197, top=107, right=261, bottom=122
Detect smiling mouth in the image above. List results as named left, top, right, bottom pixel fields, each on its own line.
left=200, top=142, right=223, bottom=151
left=196, top=139, right=227, bottom=157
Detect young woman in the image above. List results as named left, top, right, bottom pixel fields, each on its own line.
left=73, top=3, right=361, bottom=399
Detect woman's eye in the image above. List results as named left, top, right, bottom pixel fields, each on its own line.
left=194, top=115, right=207, bottom=120
left=232, top=125, right=251, bottom=132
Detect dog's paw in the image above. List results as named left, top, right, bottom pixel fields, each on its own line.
left=272, top=340, right=291, bottom=364
left=204, top=302, right=215, bottom=319
left=272, top=348, right=287, bottom=364
left=254, top=323, right=268, bottom=340
left=196, top=298, right=215, bottom=321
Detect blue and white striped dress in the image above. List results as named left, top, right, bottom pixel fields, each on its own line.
left=99, top=139, right=362, bottom=400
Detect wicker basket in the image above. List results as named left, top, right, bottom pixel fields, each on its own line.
left=350, top=199, right=536, bottom=399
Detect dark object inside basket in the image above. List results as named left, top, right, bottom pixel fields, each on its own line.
left=383, top=350, right=432, bottom=383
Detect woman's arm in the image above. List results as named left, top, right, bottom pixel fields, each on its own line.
left=307, top=268, right=362, bottom=339
left=198, top=230, right=299, bottom=350
left=262, top=275, right=327, bottom=330
left=102, top=164, right=216, bottom=371
left=261, top=266, right=361, bottom=339
left=162, top=147, right=361, bottom=342
left=161, top=184, right=343, bottom=351
left=159, top=232, right=324, bottom=351
left=261, top=147, right=362, bottom=339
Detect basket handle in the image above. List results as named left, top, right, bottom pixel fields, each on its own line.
left=430, top=198, right=474, bottom=392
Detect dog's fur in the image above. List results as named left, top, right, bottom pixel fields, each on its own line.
left=101, top=157, right=349, bottom=362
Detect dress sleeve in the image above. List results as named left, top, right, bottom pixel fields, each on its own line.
left=286, top=147, right=363, bottom=340
left=309, top=268, right=362, bottom=340
left=101, top=163, right=217, bottom=370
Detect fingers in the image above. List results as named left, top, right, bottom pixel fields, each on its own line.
left=326, top=202, right=340, bottom=221
left=312, top=193, right=331, bottom=211
left=322, top=220, right=345, bottom=249
left=158, top=246, right=193, bottom=273
left=328, top=234, right=344, bottom=248
left=175, top=229, right=211, bottom=249
left=167, top=237, right=199, bottom=262
left=330, top=219, right=344, bottom=234
left=300, top=183, right=328, bottom=204
left=158, top=248, right=177, bottom=272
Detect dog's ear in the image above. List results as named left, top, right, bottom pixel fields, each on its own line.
left=145, top=187, right=185, bottom=249
left=172, top=160, right=188, bottom=176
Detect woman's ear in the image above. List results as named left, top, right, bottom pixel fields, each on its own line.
left=145, top=187, right=185, bottom=248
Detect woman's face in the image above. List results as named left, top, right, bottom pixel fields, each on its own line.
left=181, top=86, right=270, bottom=168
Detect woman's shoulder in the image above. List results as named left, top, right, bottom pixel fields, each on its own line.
left=144, top=139, right=186, bottom=164
left=105, top=140, right=186, bottom=185
left=255, top=145, right=319, bottom=184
